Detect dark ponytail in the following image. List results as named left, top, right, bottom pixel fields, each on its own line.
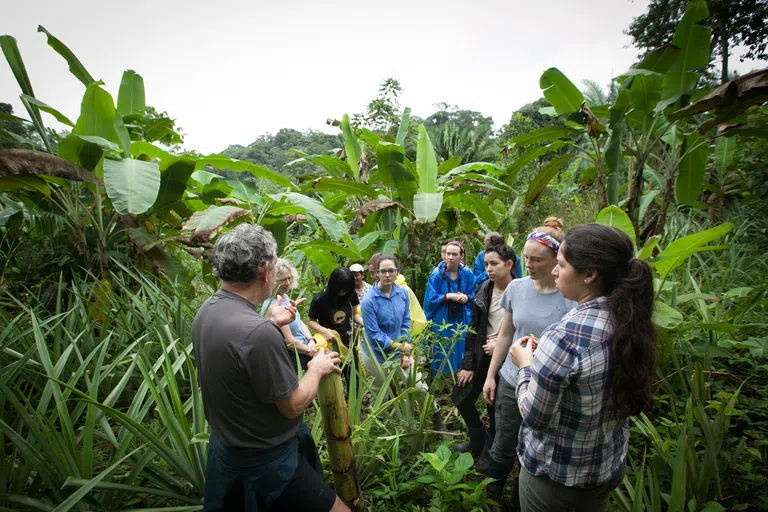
left=562, top=224, right=656, bottom=420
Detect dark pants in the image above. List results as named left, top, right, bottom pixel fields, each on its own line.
left=489, top=376, right=523, bottom=467
left=518, top=465, right=624, bottom=512
left=452, top=355, right=497, bottom=431
left=203, top=424, right=332, bottom=512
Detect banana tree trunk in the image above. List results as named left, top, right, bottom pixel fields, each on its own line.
left=317, top=372, right=363, bottom=511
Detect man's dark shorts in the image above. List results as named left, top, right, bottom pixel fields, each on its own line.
left=269, top=453, right=337, bottom=511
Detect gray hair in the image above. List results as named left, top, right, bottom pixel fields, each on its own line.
left=212, top=224, right=277, bottom=284
left=275, top=258, right=299, bottom=290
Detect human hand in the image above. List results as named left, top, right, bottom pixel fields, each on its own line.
left=270, top=295, right=302, bottom=327
left=482, top=377, right=496, bottom=404
left=482, top=338, right=496, bottom=356
left=510, top=336, right=534, bottom=368
left=323, top=330, right=336, bottom=342
left=457, top=369, right=474, bottom=386
left=458, top=293, right=469, bottom=304
left=400, top=355, right=414, bottom=369
left=308, top=350, right=342, bottom=376
left=306, top=340, right=317, bottom=357
left=399, top=342, right=413, bottom=354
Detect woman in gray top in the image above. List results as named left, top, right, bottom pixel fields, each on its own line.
left=481, top=217, right=576, bottom=506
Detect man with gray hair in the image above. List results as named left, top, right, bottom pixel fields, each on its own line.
left=193, top=224, right=349, bottom=511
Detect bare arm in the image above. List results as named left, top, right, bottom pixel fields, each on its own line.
left=276, top=351, right=341, bottom=419
left=353, top=312, right=364, bottom=327
left=487, top=310, right=515, bottom=380
left=307, top=318, right=334, bottom=339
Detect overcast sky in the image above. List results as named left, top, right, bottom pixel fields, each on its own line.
left=1, top=0, right=762, bottom=154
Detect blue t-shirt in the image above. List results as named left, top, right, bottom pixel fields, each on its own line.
left=261, top=296, right=310, bottom=345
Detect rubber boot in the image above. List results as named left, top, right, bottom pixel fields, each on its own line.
left=453, top=426, right=485, bottom=454
left=472, top=430, right=493, bottom=473
left=485, top=457, right=511, bottom=510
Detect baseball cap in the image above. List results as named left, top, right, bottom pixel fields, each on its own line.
left=350, top=263, right=365, bottom=272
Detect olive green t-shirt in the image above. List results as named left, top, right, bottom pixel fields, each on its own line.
left=192, top=289, right=300, bottom=449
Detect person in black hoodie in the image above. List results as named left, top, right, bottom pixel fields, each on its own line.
left=451, top=238, right=516, bottom=471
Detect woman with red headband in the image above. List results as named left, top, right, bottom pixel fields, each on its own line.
left=424, top=240, right=475, bottom=377
left=480, top=217, right=577, bottom=506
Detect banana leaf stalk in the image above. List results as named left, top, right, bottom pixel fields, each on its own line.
left=317, top=370, right=363, bottom=511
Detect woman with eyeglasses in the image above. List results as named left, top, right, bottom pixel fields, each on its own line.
left=261, top=258, right=317, bottom=370
left=424, top=240, right=475, bottom=377
left=360, top=255, right=428, bottom=396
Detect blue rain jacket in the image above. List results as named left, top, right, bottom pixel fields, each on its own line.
left=423, top=262, right=475, bottom=375
left=361, top=283, right=411, bottom=363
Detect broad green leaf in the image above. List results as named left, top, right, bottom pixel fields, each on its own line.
left=358, top=128, right=381, bottom=149
left=226, top=179, right=262, bottom=205
left=153, top=157, right=196, bottom=212
left=416, top=125, right=439, bottom=193
left=117, top=70, right=146, bottom=117
left=607, top=171, right=621, bottom=206
left=305, top=177, right=379, bottom=199
left=605, top=121, right=624, bottom=174
left=635, top=44, right=683, bottom=74
left=715, top=137, right=735, bottom=175
left=653, top=300, right=683, bottom=329
left=540, top=68, right=585, bottom=115
left=259, top=216, right=287, bottom=253
left=20, top=95, right=74, bottom=126
left=675, top=132, right=708, bottom=206
left=196, top=155, right=295, bottom=190
left=0, top=175, right=51, bottom=196
left=504, top=141, right=566, bottom=185
left=103, top=158, right=161, bottom=214
left=507, top=126, right=580, bottom=147
left=377, top=142, right=417, bottom=210
left=651, top=223, right=733, bottom=279
left=73, top=84, right=124, bottom=154
left=37, top=25, right=95, bottom=87
left=524, top=154, right=571, bottom=205
left=395, top=107, right=411, bottom=146
left=57, top=133, right=119, bottom=170
left=439, top=162, right=507, bottom=182
left=626, top=74, right=662, bottom=113
left=130, top=141, right=172, bottom=160
left=0, top=35, right=52, bottom=152
left=301, top=246, right=340, bottom=276
left=270, top=192, right=346, bottom=241
left=437, top=154, right=462, bottom=174
left=635, top=235, right=661, bottom=260
left=341, top=114, right=361, bottom=181
left=183, top=205, right=249, bottom=235
left=285, top=155, right=350, bottom=179
left=662, top=0, right=711, bottom=102
left=413, top=192, right=444, bottom=222
left=295, top=240, right=361, bottom=261
left=609, top=88, right=629, bottom=128
left=635, top=192, right=657, bottom=225
left=595, top=205, right=636, bottom=244
left=447, top=193, right=497, bottom=229
left=354, top=230, right=389, bottom=252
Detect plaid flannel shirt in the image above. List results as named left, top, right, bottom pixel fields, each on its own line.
left=515, top=296, right=629, bottom=488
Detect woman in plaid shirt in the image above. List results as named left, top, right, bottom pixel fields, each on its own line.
left=510, top=224, right=656, bottom=512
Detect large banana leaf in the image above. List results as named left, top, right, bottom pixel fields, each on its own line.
left=285, top=154, right=350, bottom=179
left=651, top=223, right=733, bottom=279
left=661, top=0, right=711, bottom=102
left=413, top=192, right=443, bottom=222
left=524, top=154, right=571, bottom=205
left=270, top=192, right=346, bottom=241
left=341, top=114, right=361, bottom=181
left=507, top=126, right=580, bottom=147
left=503, top=142, right=566, bottom=186
left=595, top=205, right=636, bottom=245
left=540, top=68, right=584, bottom=115
left=73, top=84, right=129, bottom=156
left=196, top=155, right=295, bottom=190
left=675, top=132, right=708, bottom=206
left=416, top=125, right=438, bottom=194
left=305, top=177, right=379, bottom=199
left=395, top=107, right=411, bottom=146
left=376, top=142, right=417, bottom=210
left=103, top=158, right=161, bottom=214
left=117, top=70, right=146, bottom=117
left=37, top=25, right=95, bottom=87
left=20, top=94, right=74, bottom=126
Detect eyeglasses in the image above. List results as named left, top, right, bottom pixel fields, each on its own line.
left=378, top=268, right=397, bottom=275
